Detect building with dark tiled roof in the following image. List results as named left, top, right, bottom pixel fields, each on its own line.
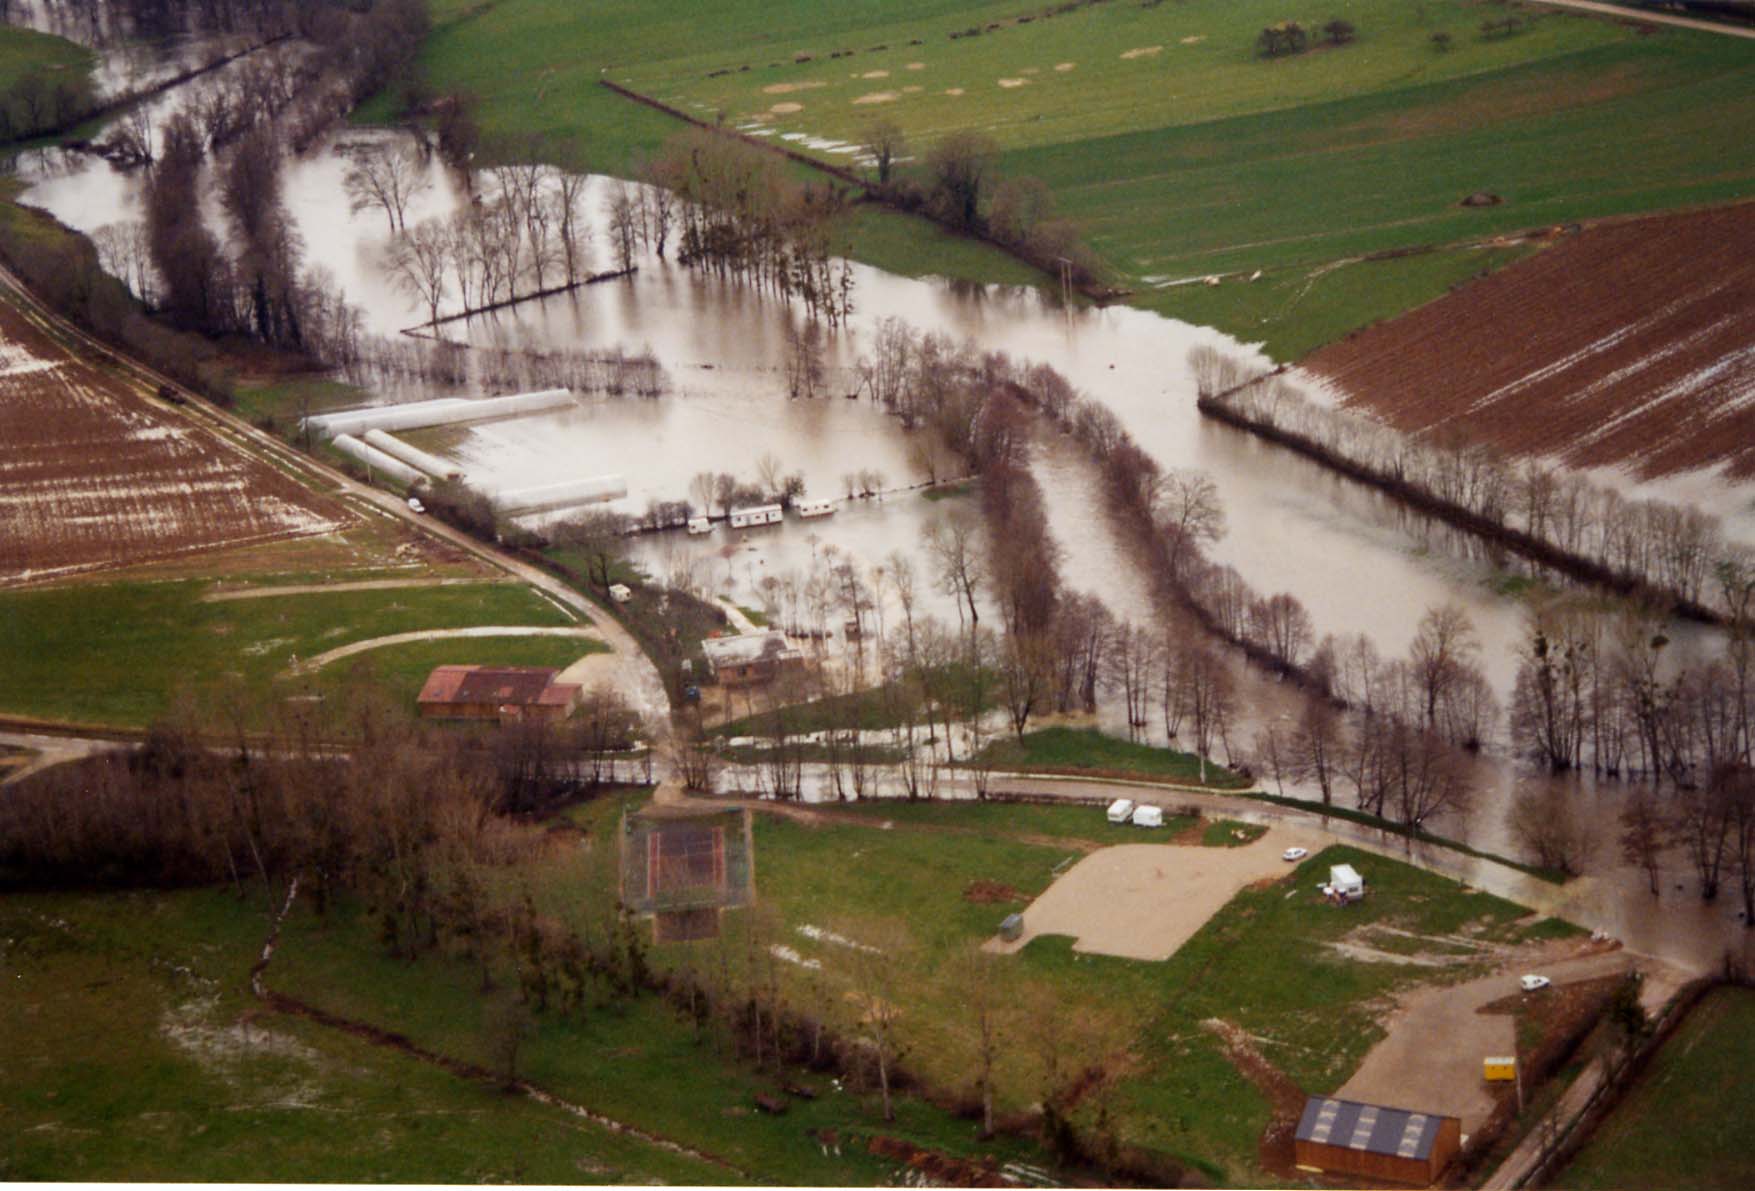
left=1293, top=1095, right=1461, bottom=1186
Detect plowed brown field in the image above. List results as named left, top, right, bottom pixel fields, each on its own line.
left=0, top=298, right=348, bottom=586
left=1302, top=204, right=1755, bottom=481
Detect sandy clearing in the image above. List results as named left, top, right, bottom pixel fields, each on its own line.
left=1054, top=61, right=1076, bottom=72
left=943, top=87, right=964, bottom=97
left=289, top=625, right=601, bottom=674
left=987, top=827, right=1326, bottom=961
left=860, top=69, right=889, bottom=79
left=1180, top=35, right=1205, bottom=45
left=853, top=91, right=899, bottom=104
left=556, top=649, right=620, bottom=690
left=201, top=577, right=512, bottom=603
left=997, top=77, right=1028, bottom=88
left=761, top=80, right=824, bottom=94
left=905, top=62, right=924, bottom=71
left=768, top=101, right=802, bottom=114
left=1339, top=946, right=1633, bottom=1134
left=1121, top=45, right=1163, bottom=60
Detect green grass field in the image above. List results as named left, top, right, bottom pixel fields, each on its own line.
left=0, top=24, right=92, bottom=98
left=404, top=0, right=1755, bottom=357
left=0, top=889, right=734, bottom=1184
left=1556, top=987, right=1755, bottom=1191
left=969, top=725, right=1251, bottom=788
left=1, top=786, right=1570, bottom=1186
left=0, top=580, right=575, bottom=726
left=726, top=796, right=1559, bottom=1184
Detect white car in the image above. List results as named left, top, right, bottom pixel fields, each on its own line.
left=406, top=497, right=425, bottom=514
left=1282, top=847, right=1308, bottom=862
left=1520, top=974, right=1552, bottom=992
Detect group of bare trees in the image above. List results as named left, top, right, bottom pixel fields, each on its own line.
left=372, top=143, right=605, bottom=328
left=647, top=127, right=856, bottom=326
left=344, top=328, right=666, bottom=399
left=131, top=113, right=355, bottom=356
left=1196, top=350, right=1749, bottom=622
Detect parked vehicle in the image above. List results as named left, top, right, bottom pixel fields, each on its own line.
left=1106, top=798, right=1136, bottom=824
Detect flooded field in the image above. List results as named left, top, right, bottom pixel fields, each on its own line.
left=9, top=17, right=1754, bottom=973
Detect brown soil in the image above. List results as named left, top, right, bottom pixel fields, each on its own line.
left=1204, top=1018, right=1308, bottom=1179
left=1303, top=203, right=1755, bottom=480
left=0, top=296, right=349, bottom=585
left=865, top=1135, right=1008, bottom=1186
left=963, top=879, right=1025, bottom=904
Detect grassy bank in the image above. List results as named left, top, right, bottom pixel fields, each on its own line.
left=1556, top=987, right=1755, bottom=1191
left=0, top=580, right=573, bottom=726
left=968, top=725, right=1250, bottom=789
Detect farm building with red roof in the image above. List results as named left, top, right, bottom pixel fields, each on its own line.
left=416, top=665, right=581, bottom=724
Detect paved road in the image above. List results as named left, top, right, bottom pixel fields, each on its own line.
left=1527, top=0, right=1755, bottom=38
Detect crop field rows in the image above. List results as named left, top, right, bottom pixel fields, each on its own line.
left=1300, top=203, right=1755, bottom=479
left=0, top=294, right=350, bottom=586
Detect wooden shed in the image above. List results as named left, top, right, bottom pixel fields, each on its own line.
left=1293, top=1096, right=1461, bottom=1186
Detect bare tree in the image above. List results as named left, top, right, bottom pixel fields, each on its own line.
left=344, top=143, right=430, bottom=235
left=1156, top=470, right=1226, bottom=576
left=1410, top=603, right=1480, bottom=731
left=841, top=918, right=913, bottom=1122
left=927, top=511, right=984, bottom=631
left=387, top=217, right=451, bottom=327
left=860, top=117, right=906, bottom=186
left=1619, top=790, right=1669, bottom=896
left=925, top=130, right=997, bottom=230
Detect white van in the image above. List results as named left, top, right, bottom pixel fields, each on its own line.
left=1106, top=798, right=1136, bottom=824
left=687, top=516, right=713, bottom=535
left=1131, top=805, right=1164, bottom=828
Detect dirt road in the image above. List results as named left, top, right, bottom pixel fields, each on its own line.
left=288, top=626, right=604, bottom=675
left=1339, top=946, right=1637, bottom=1134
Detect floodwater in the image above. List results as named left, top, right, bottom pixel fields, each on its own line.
left=11, top=21, right=1753, bottom=973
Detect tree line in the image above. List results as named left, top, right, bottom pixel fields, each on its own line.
left=1193, top=350, right=1749, bottom=623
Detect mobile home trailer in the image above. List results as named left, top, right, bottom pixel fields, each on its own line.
left=729, top=503, right=784, bottom=529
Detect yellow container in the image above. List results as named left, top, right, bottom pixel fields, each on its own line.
left=1484, top=1056, right=1518, bottom=1082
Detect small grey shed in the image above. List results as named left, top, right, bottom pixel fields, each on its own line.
left=998, top=913, right=1024, bottom=942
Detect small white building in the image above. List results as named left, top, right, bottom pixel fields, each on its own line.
left=1328, top=864, right=1365, bottom=902
left=1131, top=805, right=1164, bottom=828
left=1106, top=798, right=1136, bottom=824
left=687, top=516, right=714, bottom=535
left=728, top=503, right=784, bottom=529
left=609, top=583, right=632, bottom=604
left=795, top=497, right=836, bottom=519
